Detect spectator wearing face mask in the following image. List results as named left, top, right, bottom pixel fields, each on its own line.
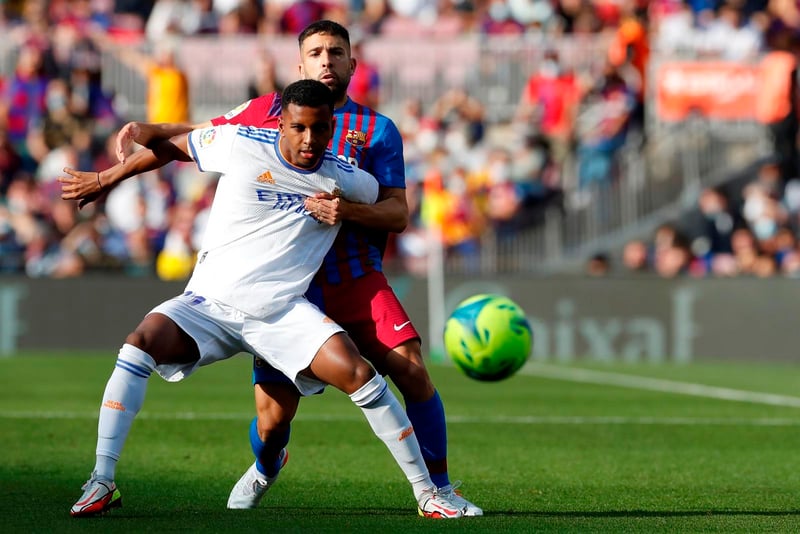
left=741, top=181, right=787, bottom=245
left=681, top=187, right=737, bottom=273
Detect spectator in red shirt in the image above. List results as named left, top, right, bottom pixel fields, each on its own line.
left=516, top=49, right=581, bottom=167
left=347, top=37, right=381, bottom=109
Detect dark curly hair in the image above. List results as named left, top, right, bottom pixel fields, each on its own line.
left=298, top=20, right=350, bottom=49
left=280, top=79, right=335, bottom=113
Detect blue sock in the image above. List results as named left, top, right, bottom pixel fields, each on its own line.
left=406, top=390, right=449, bottom=488
left=249, top=417, right=291, bottom=477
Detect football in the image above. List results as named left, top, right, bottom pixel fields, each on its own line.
left=443, top=293, right=533, bottom=382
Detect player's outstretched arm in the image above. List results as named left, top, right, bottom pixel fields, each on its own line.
left=60, top=134, right=193, bottom=208
left=115, top=120, right=212, bottom=163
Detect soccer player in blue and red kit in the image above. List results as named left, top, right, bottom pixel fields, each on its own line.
left=113, top=20, right=481, bottom=516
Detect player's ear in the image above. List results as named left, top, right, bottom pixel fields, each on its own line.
left=349, top=58, right=356, bottom=76
left=298, top=62, right=305, bottom=79
left=278, top=117, right=284, bottom=135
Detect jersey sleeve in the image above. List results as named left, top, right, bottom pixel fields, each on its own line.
left=210, top=93, right=282, bottom=128
left=188, top=125, right=237, bottom=174
left=340, top=166, right=379, bottom=205
left=369, top=118, right=406, bottom=189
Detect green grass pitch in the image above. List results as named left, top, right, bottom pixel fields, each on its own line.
left=1, top=353, right=799, bottom=533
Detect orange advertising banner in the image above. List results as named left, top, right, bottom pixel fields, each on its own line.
left=655, top=62, right=759, bottom=121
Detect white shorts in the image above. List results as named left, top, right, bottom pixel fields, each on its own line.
left=148, top=291, right=344, bottom=396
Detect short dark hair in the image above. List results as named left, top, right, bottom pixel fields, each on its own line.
left=281, top=79, right=335, bottom=112
left=298, top=20, right=350, bottom=48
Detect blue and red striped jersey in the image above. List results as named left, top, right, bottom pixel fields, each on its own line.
left=211, top=93, right=405, bottom=284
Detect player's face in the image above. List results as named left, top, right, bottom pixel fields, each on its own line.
left=278, top=103, right=334, bottom=169
left=298, top=33, right=355, bottom=103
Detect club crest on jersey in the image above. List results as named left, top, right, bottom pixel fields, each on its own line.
left=257, top=170, right=274, bottom=184
left=199, top=128, right=217, bottom=147
left=223, top=100, right=251, bottom=120
left=345, top=129, right=367, bottom=147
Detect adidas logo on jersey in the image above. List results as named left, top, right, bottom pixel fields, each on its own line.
left=257, top=170, right=274, bottom=184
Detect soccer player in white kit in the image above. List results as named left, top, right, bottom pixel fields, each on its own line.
left=61, top=79, right=464, bottom=519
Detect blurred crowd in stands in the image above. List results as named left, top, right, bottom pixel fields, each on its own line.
left=591, top=159, right=800, bottom=278
left=1, top=0, right=800, bottom=279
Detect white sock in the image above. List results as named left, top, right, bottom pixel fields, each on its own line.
left=94, top=343, right=156, bottom=481
left=349, top=374, right=432, bottom=502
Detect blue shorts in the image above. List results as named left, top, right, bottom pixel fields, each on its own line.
left=252, top=356, right=294, bottom=386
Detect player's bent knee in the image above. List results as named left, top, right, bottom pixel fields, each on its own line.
left=254, top=386, right=297, bottom=433
left=256, top=411, right=290, bottom=437
left=124, top=314, right=198, bottom=364
left=386, top=346, right=435, bottom=400
left=389, top=344, right=430, bottom=378
left=395, top=356, right=430, bottom=382
left=349, top=373, right=388, bottom=407
left=256, top=399, right=294, bottom=430
left=336, top=361, right=376, bottom=396
left=124, top=330, right=156, bottom=356
left=393, top=339, right=424, bottom=363
left=353, top=359, right=376, bottom=383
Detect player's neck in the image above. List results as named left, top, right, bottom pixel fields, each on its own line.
left=277, top=137, right=316, bottom=171
left=277, top=137, right=293, bottom=167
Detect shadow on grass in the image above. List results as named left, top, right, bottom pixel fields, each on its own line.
left=484, top=510, right=800, bottom=518
left=84, top=505, right=800, bottom=519
left=167, top=507, right=800, bottom=519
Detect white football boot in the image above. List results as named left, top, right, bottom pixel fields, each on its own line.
left=417, top=487, right=464, bottom=519
left=226, top=448, right=288, bottom=509
left=70, top=472, right=122, bottom=517
left=438, top=481, right=483, bottom=516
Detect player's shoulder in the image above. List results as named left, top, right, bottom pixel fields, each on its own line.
left=342, top=98, right=399, bottom=133
left=232, top=124, right=280, bottom=143
left=200, top=124, right=277, bottom=150
left=321, top=150, right=356, bottom=174
left=323, top=152, right=378, bottom=202
left=221, top=92, right=282, bottom=122
left=257, top=92, right=282, bottom=110
left=322, top=149, right=379, bottom=184
left=245, top=92, right=282, bottom=108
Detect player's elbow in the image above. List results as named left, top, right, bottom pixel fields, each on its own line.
left=381, top=210, right=408, bottom=233
left=153, top=136, right=191, bottom=163
left=393, top=213, right=409, bottom=233
left=389, top=202, right=410, bottom=233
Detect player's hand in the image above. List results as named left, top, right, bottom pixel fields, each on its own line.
left=58, top=167, right=104, bottom=209
left=115, top=122, right=140, bottom=164
left=305, top=193, right=344, bottom=225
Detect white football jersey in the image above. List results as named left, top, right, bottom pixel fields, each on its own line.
left=185, top=124, right=379, bottom=318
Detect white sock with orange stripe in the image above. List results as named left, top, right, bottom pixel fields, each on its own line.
left=349, top=373, right=432, bottom=501
left=94, top=344, right=156, bottom=481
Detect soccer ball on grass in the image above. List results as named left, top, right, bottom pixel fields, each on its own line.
left=443, top=294, right=532, bottom=382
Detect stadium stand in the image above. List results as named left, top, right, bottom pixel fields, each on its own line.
left=0, top=1, right=793, bottom=279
